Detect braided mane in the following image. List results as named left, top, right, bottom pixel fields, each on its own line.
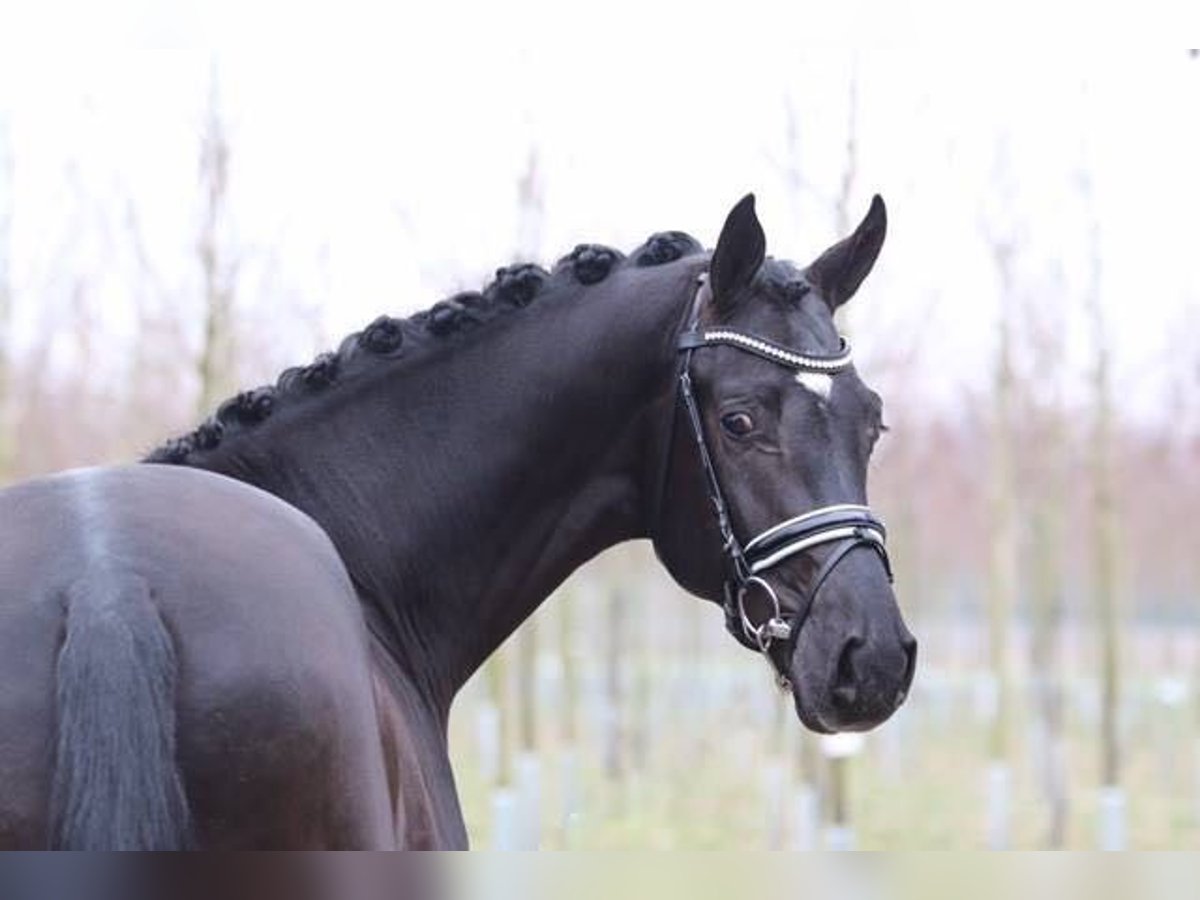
left=146, top=231, right=704, bottom=464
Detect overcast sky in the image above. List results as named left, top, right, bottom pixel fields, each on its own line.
left=1, top=9, right=1198, bottom=429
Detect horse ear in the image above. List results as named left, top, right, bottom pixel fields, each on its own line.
left=709, top=194, right=766, bottom=314
left=805, top=194, right=887, bottom=310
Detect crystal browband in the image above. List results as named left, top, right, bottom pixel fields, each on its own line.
left=677, top=330, right=853, bottom=373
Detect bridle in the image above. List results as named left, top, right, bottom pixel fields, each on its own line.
left=669, top=272, right=893, bottom=690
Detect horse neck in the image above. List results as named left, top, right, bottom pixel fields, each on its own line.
left=196, top=259, right=701, bottom=709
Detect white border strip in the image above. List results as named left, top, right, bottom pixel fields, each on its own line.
left=745, top=504, right=874, bottom=553
left=748, top=527, right=886, bottom=575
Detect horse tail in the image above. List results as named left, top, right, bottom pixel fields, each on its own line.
left=49, top=571, right=191, bottom=850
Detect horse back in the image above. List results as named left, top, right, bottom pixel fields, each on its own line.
left=0, top=465, right=394, bottom=848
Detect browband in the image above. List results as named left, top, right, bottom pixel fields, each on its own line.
left=677, top=330, right=854, bottom=373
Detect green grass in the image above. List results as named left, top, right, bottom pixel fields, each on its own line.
left=450, top=669, right=1200, bottom=850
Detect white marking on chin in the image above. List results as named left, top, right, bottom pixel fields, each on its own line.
left=795, top=371, right=833, bottom=401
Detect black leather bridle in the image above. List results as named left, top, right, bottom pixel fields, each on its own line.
left=672, top=273, right=893, bottom=689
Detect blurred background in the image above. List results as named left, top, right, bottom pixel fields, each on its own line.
left=0, top=11, right=1197, bottom=849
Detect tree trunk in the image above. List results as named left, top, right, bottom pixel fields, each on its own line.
left=1026, top=286, right=1069, bottom=848
left=559, top=587, right=579, bottom=748
left=557, top=586, right=581, bottom=844
left=485, top=650, right=512, bottom=788
left=1079, top=170, right=1123, bottom=848
left=195, top=72, right=237, bottom=417
left=516, top=618, right=538, bottom=754
left=603, top=586, right=627, bottom=808
left=985, top=238, right=1018, bottom=849
left=1030, top=463, right=1068, bottom=847
left=1091, top=281, right=1121, bottom=788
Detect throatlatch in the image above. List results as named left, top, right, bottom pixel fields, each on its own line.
left=674, top=275, right=893, bottom=689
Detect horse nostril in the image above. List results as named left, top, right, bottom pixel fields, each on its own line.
left=901, top=635, right=918, bottom=687
left=831, top=635, right=864, bottom=710
left=832, top=684, right=859, bottom=709
left=890, top=635, right=918, bottom=710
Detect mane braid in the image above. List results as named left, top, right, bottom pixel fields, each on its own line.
left=144, top=230, right=703, bottom=466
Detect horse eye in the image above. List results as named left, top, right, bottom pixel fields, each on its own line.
left=720, top=412, right=755, bottom=437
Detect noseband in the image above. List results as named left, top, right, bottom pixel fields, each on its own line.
left=672, top=274, right=893, bottom=689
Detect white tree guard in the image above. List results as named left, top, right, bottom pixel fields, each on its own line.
left=790, top=782, right=820, bottom=850
left=559, top=746, right=582, bottom=839
left=986, top=761, right=1011, bottom=850
left=825, top=824, right=856, bottom=851
left=761, top=759, right=786, bottom=849
left=475, top=702, right=501, bottom=786
left=1097, top=784, right=1126, bottom=851
left=516, top=752, right=542, bottom=850
left=491, top=787, right=520, bottom=851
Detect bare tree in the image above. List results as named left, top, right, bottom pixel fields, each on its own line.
left=979, top=144, right=1021, bottom=848
left=1080, top=168, right=1124, bottom=848
left=1021, top=268, right=1070, bottom=848
left=833, top=68, right=859, bottom=239
left=557, top=582, right=581, bottom=841
left=603, top=585, right=628, bottom=798
left=195, top=69, right=239, bottom=417
left=122, top=200, right=191, bottom=443
left=773, top=66, right=860, bottom=244
left=485, top=646, right=512, bottom=789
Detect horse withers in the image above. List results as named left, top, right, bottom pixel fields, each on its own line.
left=0, top=194, right=914, bottom=848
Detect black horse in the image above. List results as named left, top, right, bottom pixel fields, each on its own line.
left=0, top=195, right=915, bottom=849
